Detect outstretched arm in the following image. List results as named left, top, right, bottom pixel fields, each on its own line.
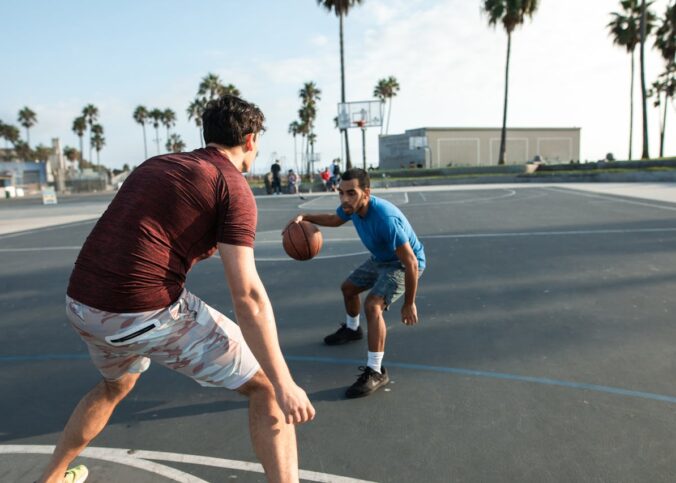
left=218, top=243, right=315, bottom=424
left=395, top=242, right=420, bottom=326
left=283, top=212, right=346, bottom=234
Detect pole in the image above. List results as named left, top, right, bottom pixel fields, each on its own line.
left=361, top=127, right=366, bottom=170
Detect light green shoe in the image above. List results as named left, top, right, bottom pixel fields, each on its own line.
left=63, top=464, right=88, bottom=483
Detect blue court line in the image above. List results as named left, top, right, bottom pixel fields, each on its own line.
left=4, top=353, right=676, bottom=405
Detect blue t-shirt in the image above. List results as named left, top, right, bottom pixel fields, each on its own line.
left=336, top=195, right=426, bottom=270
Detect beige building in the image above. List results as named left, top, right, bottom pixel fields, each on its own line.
left=378, top=127, right=581, bottom=169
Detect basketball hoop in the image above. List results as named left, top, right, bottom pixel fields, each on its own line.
left=355, top=120, right=366, bottom=129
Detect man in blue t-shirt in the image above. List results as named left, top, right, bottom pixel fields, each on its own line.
left=286, top=168, right=425, bottom=398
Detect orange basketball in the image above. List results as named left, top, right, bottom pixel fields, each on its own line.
left=283, top=221, right=323, bottom=261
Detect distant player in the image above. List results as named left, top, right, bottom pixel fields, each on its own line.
left=285, top=168, right=425, bottom=398
left=39, top=95, right=315, bottom=483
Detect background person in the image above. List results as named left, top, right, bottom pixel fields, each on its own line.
left=271, top=159, right=282, bottom=195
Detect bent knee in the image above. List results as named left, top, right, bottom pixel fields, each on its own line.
left=341, top=281, right=362, bottom=297
left=236, top=370, right=274, bottom=398
left=364, top=295, right=385, bottom=315
left=103, top=372, right=139, bottom=399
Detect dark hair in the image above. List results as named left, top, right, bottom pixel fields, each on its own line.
left=341, top=168, right=370, bottom=189
left=202, top=95, right=265, bottom=147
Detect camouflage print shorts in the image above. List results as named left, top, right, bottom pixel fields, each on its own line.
left=65, top=290, right=260, bottom=389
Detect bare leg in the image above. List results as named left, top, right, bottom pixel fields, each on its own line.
left=341, top=280, right=366, bottom=318
left=364, top=295, right=387, bottom=352
left=38, top=372, right=140, bottom=483
left=237, top=370, right=298, bottom=483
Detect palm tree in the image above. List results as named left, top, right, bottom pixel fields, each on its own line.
left=483, top=0, right=539, bottom=165
left=652, top=2, right=675, bottom=157
left=63, top=146, right=80, bottom=165
left=222, top=84, right=241, bottom=96
left=166, top=133, right=186, bottom=153
left=90, top=124, right=105, bottom=165
left=299, top=82, right=322, bottom=176
left=162, top=109, right=176, bottom=151
left=197, top=73, right=240, bottom=101
left=317, top=0, right=365, bottom=170
left=0, top=121, right=20, bottom=149
left=198, top=73, right=225, bottom=100
left=288, top=121, right=301, bottom=173
left=187, top=98, right=206, bottom=147
left=638, top=0, right=656, bottom=159
left=373, top=76, right=400, bottom=135
left=133, top=105, right=149, bottom=159
left=72, top=116, right=87, bottom=168
left=149, top=108, right=164, bottom=154
left=17, top=107, right=37, bottom=148
left=608, top=1, right=656, bottom=160
left=82, top=104, right=99, bottom=162
left=13, top=141, right=33, bottom=162
left=34, top=144, right=53, bottom=163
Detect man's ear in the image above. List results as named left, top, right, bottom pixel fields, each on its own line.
left=244, top=133, right=255, bottom=152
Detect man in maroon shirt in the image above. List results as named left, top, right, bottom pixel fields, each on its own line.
left=39, top=95, right=315, bottom=483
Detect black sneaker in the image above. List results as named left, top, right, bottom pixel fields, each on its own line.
left=324, top=324, right=363, bottom=345
left=345, top=366, right=390, bottom=399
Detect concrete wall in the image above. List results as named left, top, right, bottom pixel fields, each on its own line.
left=379, top=127, right=581, bottom=169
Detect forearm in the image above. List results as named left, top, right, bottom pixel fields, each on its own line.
left=403, top=262, right=419, bottom=305
left=299, top=212, right=344, bottom=227
left=233, top=292, right=293, bottom=389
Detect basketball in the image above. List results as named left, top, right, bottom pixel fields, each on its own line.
left=283, top=221, right=323, bottom=261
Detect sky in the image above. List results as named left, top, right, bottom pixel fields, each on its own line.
left=2, top=0, right=674, bottom=173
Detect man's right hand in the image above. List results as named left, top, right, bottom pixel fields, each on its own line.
left=282, top=215, right=303, bottom=235
left=275, top=382, right=316, bottom=424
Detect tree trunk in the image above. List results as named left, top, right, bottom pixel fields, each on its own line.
left=155, top=128, right=161, bottom=155
left=629, top=51, right=635, bottom=161
left=386, top=98, right=393, bottom=135
left=142, top=124, right=148, bottom=159
left=660, top=92, right=667, bottom=157
left=78, top=135, right=84, bottom=169
left=640, top=0, right=650, bottom=159
left=339, top=13, right=352, bottom=169
left=25, top=128, right=30, bottom=148
left=498, top=32, right=512, bottom=165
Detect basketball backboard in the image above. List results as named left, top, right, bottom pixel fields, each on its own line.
left=337, top=100, right=383, bottom=130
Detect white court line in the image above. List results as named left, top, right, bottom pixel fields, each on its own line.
left=0, top=219, right=95, bottom=240
left=0, top=246, right=81, bottom=252
left=419, top=192, right=427, bottom=202
left=423, top=227, right=676, bottom=239
left=0, top=445, right=376, bottom=483
left=403, top=192, right=409, bottom=204
left=405, top=189, right=516, bottom=206
left=546, top=186, right=676, bottom=212
left=0, top=445, right=208, bottom=482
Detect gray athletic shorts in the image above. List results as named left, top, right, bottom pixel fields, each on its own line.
left=347, top=258, right=423, bottom=309
left=65, top=290, right=260, bottom=389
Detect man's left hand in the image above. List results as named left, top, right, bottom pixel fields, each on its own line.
left=401, top=303, right=418, bottom=326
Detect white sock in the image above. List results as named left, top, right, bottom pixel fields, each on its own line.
left=346, top=314, right=360, bottom=330
left=367, top=351, right=384, bottom=374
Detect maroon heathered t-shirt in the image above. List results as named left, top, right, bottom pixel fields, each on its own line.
left=67, top=147, right=256, bottom=312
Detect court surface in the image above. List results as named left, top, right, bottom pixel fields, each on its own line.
left=3, top=183, right=676, bottom=482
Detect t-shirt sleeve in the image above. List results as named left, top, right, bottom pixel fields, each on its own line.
left=336, top=205, right=351, bottom=222
left=216, top=173, right=257, bottom=247
left=385, top=217, right=409, bottom=252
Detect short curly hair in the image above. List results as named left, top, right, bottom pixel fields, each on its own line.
left=341, top=168, right=370, bottom=189
left=202, top=95, right=265, bottom=147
